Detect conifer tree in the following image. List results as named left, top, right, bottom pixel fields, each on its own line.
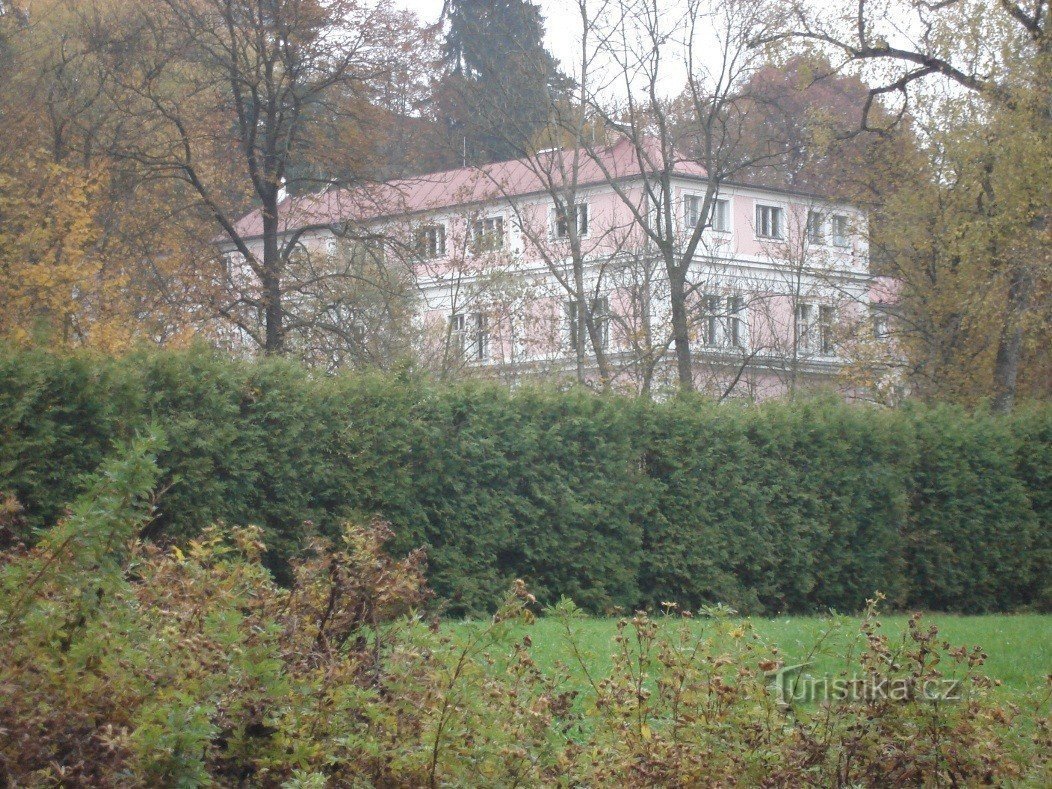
left=439, top=0, right=566, bottom=162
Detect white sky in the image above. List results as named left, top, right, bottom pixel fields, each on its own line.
left=392, top=0, right=583, bottom=71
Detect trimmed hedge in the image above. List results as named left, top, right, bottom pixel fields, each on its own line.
left=0, top=346, right=1048, bottom=614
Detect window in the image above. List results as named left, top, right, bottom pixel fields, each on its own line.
left=712, top=199, right=730, bottom=232
left=474, top=313, right=490, bottom=360
left=726, top=294, right=745, bottom=348
left=350, top=321, right=366, bottom=347
left=700, top=294, right=722, bottom=347
left=755, top=204, right=784, bottom=239
left=684, top=196, right=730, bottom=232
left=416, top=224, right=445, bottom=258
left=818, top=305, right=835, bottom=356
left=566, top=296, right=609, bottom=351
left=450, top=313, right=466, bottom=356
left=830, top=214, right=850, bottom=247
left=555, top=203, right=589, bottom=238
left=872, top=308, right=889, bottom=340
left=795, top=303, right=814, bottom=353
left=699, top=294, right=745, bottom=348
left=471, top=216, right=504, bottom=252
left=451, top=312, right=489, bottom=361
left=806, top=210, right=825, bottom=244
left=795, top=303, right=834, bottom=355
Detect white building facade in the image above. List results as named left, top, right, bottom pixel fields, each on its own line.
left=228, top=139, right=891, bottom=398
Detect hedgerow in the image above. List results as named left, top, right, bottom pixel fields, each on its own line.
left=0, top=443, right=1047, bottom=786
left=0, top=345, right=1047, bottom=614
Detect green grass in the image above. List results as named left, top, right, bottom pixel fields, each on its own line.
left=451, top=612, right=1052, bottom=707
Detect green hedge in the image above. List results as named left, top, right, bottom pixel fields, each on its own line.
left=0, top=346, right=1048, bottom=614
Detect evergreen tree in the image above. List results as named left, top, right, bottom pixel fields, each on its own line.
left=439, top=0, right=565, bottom=163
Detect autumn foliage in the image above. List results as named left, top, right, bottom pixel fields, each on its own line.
left=0, top=437, right=1048, bottom=785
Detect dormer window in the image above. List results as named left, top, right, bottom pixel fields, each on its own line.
left=416, top=224, right=445, bottom=258
left=555, top=203, right=589, bottom=238
left=471, top=216, right=504, bottom=252
left=755, top=204, right=784, bottom=239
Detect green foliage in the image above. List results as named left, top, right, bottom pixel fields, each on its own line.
left=904, top=403, right=1043, bottom=611
left=0, top=467, right=1047, bottom=785
left=0, top=346, right=1048, bottom=615
left=440, top=0, right=566, bottom=161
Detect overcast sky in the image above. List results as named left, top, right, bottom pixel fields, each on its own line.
left=391, top=0, right=597, bottom=76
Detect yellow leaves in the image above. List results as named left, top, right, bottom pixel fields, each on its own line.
left=0, top=145, right=216, bottom=352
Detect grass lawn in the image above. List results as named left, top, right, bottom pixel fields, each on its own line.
left=451, top=612, right=1051, bottom=708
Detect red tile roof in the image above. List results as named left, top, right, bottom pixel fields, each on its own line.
left=230, top=137, right=708, bottom=240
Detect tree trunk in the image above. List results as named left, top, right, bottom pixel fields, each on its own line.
left=991, top=263, right=1032, bottom=412
left=668, top=267, right=694, bottom=392
left=261, top=203, right=285, bottom=355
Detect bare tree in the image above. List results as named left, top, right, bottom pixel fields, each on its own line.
left=459, top=5, right=632, bottom=390
left=755, top=0, right=1050, bottom=410
left=579, top=0, right=785, bottom=391
left=89, top=0, right=416, bottom=355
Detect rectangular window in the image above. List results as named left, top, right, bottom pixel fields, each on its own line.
left=872, top=308, right=889, bottom=340
left=450, top=312, right=489, bottom=361
left=831, top=214, right=850, bottom=247
left=795, top=303, right=813, bottom=353
left=818, top=305, right=835, bottom=355
left=450, top=313, right=466, bottom=357
left=726, top=294, right=744, bottom=348
left=684, top=195, right=702, bottom=228
left=701, top=294, right=722, bottom=347
left=755, top=204, right=784, bottom=239
left=806, top=210, right=825, bottom=244
left=566, top=296, right=609, bottom=351
left=555, top=203, right=589, bottom=238
left=712, top=199, right=730, bottom=232
left=416, top=224, right=445, bottom=258
left=474, top=313, right=490, bottom=360
left=684, top=196, right=729, bottom=232
left=471, top=216, right=504, bottom=252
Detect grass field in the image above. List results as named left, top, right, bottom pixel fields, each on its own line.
left=451, top=612, right=1052, bottom=707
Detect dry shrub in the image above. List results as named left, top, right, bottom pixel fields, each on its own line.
left=0, top=441, right=1048, bottom=786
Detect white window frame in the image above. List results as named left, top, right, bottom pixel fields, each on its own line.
left=699, top=294, right=722, bottom=347
left=872, top=306, right=890, bottom=340
left=794, top=302, right=836, bottom=356
left=416, top=223, right=446, bottom=259
left=726, top=294, right=746, bottom=349
left=755, top=203, right=785, bottom=240
left=553, top=202, right=589, bottom=239
left=795, top=303, right=814, bottom=354
left=818, top=305, right=835, bottom=356
left=684, top=194, right=731, bottom=233
left=699, top=293, right=747, bottom=349
left=806, top=209, right=825, bottom=245
left=450, top=311, right=489, bottom=361
left=474, top=313, right=490, bottom=361
left=830, top=214, right=851, bottom=248
left=566, top=295, right=610, bottom=352
left=470, top=214, right=505, bottom=253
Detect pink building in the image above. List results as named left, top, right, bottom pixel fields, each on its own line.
left=229, top=138, right=889, bottom=398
